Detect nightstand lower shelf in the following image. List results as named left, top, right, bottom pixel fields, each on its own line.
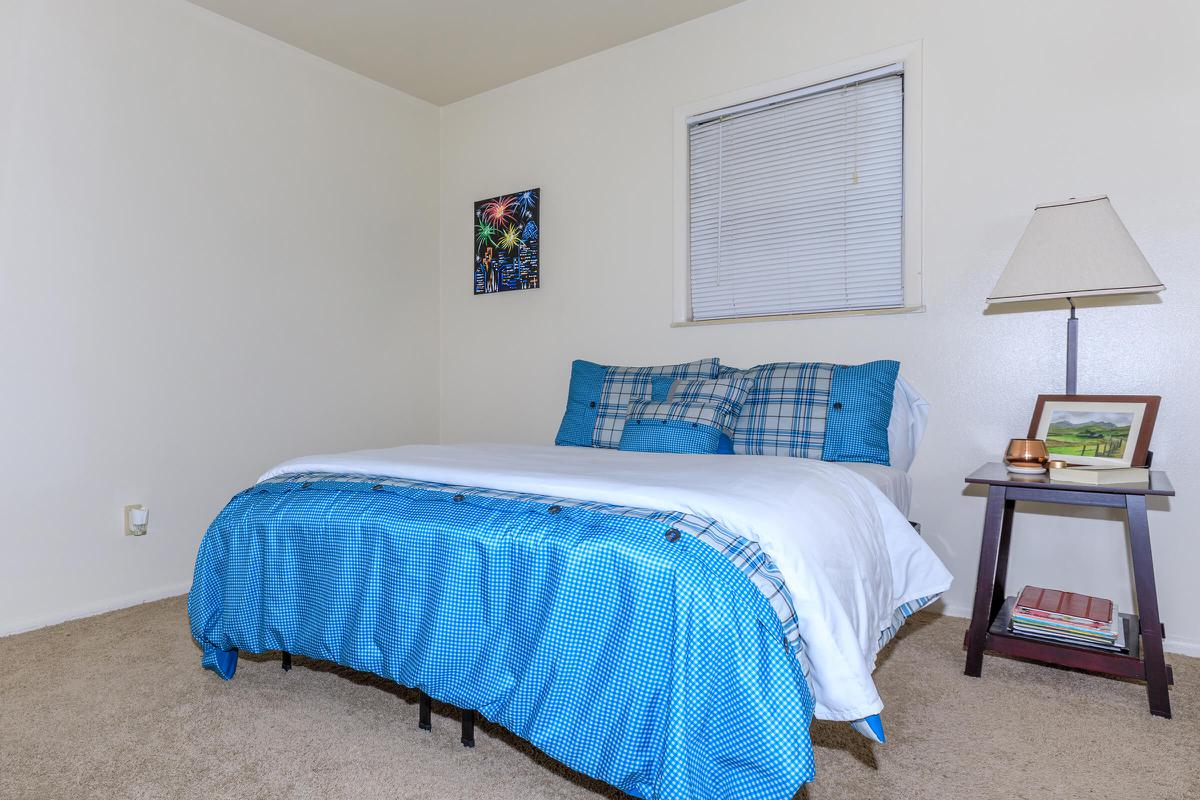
left=967, top=597, right=1174, bottom=685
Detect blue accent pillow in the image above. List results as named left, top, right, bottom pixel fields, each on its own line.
left=821, top=359, right=900, bottom=466
left=555, top=358, right=720, bottom=448
left=619, top=415, right=725, bottom=454
left=554, top=360, right=609, bottom=447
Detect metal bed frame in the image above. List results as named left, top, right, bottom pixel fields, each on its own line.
left=280, top=650, right=475, bottom=747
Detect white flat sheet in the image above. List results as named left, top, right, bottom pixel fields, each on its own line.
left=838, top=463, right=912, bottom=517
left=260, top=443, right=952, bottom=722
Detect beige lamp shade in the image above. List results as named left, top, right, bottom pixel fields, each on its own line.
left=987, top=196, right=1164, bottom=304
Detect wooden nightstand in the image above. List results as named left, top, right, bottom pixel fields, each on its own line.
left=962, top=462, right=1176, bottom=717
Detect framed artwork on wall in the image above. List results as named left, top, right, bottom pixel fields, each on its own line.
left=474, top=188, right=540, bottom=294
left=1028, top=394, right=1160, bottom=467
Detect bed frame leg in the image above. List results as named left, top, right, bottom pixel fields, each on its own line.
left=281, top=651, right=292, bottom=672
left=461, top=709, right=475, bottom=748
left=418, top=691, right=432, bottom=731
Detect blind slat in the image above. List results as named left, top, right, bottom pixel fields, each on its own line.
left=688, top=72, right=904, bottom=321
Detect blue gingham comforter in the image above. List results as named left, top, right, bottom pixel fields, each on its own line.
left=189, top=473, right=817, bottom=800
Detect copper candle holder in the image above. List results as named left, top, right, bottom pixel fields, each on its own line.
left=1004, top=438, right=1049, bottom=474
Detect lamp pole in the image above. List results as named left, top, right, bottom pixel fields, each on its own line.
left=1066, top=297, right=1078, bottom=395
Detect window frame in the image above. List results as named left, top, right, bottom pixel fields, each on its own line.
left=672, top=42, right=924, bottom=326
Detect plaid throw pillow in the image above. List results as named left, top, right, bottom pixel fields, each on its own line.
left=555, top=359, right=716, bottom=448
left=591, top=358, right=720, bottom=448
left=664, top=377, right=755, bottom=437
left=619, top=376, right=752, bottom=454
left=725, top=362, right=834, bottom=458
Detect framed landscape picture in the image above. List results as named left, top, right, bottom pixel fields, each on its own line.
left=474, top=188, right=539, bottom=294
left=1028, top=395, right=1160, bottom=467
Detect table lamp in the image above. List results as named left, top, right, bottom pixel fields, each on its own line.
left=986, top=196, right=1164, bottom=393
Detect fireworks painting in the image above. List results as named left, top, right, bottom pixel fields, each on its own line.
left=475, top=188, right=539, bottom=294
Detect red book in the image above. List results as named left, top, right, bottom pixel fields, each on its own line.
left=1015, top=586, right=1113, bottom=624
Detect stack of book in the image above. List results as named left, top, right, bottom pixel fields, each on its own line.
left=1011, top=585, right=1125, bottom=651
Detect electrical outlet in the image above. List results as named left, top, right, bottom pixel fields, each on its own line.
left=124, top=504, right=148, bottom=536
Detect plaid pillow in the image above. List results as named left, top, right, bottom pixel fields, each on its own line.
left=555, top=359, right=715, bottom=448
left=664, top=377, right=755, bottom=437
left=591, top=358, right=720, bottom=448
left=619, top=377, right=752, bottom=455
left=725, top=362, right=835, bottom=458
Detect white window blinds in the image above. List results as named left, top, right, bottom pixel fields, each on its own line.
left=687, top=66, right=904, bottom=321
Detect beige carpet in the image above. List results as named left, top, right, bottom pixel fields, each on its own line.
left=1, top=597, right=1196, bottom=800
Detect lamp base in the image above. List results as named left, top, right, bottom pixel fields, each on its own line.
left=1066, top=302, right=1078, bottom=395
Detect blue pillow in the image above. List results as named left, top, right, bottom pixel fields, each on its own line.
left=821, top=359, right=900, bottom=466
left=618, top=418, right=721, bottom=454
left=555, top=358, right=720, bottom=448
left=618, top=376, right=753, bottom=455
left=554, top=360, right=609, bottom=448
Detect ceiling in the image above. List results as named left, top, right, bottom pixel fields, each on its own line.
left=186, top=0, right=747, bottom=105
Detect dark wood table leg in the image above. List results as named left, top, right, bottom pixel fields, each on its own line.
left=965, top=485, right=1010, bottom=677
left=1126, top=494, right=1171, bottom=718
left=989, top=496, right=1016, bottom=623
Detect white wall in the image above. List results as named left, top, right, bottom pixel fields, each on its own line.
left=0, top=0, right=441, bottom=634
left=439, top=0, right=1200, bottom=653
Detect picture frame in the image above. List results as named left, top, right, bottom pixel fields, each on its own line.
left=1028, top=394, right=1160, bottom=468
left=474, top=188, right=540, bottom=294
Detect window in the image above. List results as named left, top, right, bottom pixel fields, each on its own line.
left=685, top=65, right=907, bottom=321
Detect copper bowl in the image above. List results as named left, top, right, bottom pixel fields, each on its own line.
left=1004, top=438, right=1049, bottom=469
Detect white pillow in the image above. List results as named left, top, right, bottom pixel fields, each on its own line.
left=887, top=376, right=929, bottom=471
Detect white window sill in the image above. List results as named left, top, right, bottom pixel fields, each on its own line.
left=670, top=304, right=925, bottom=327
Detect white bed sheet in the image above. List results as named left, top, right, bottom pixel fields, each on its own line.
left=260, top=443, right=951, bottom=722
left=838, top=463, right=912, bottom=517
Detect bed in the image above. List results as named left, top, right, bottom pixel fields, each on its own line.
left=839, top=462, right=912, bottom=517
left=188, top=360, right=951, bottom=800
